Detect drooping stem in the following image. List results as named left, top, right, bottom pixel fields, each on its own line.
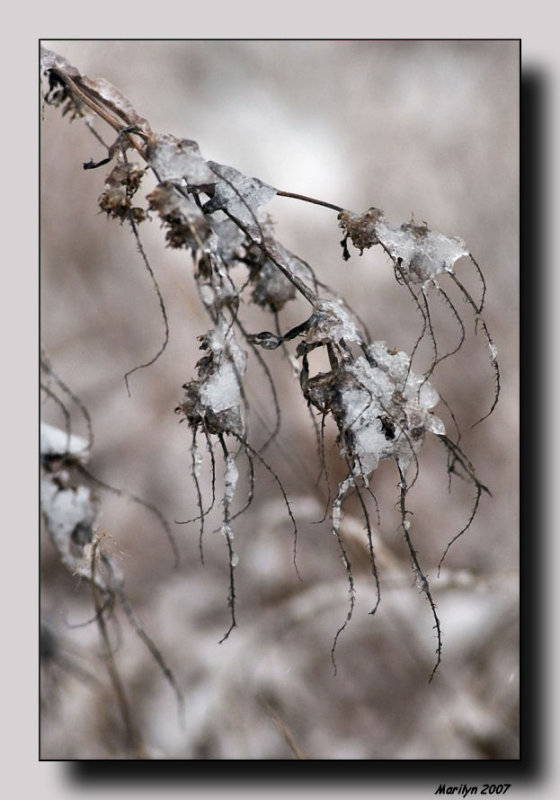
left=276, top=189, right=344, bottom=213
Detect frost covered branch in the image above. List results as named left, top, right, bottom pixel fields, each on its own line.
left=41, top=47, right=500, bottom=683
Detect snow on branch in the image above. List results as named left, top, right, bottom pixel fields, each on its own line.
left=41, top=47, right=500, bottom=681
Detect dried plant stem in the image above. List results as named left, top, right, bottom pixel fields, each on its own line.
left=90, top=539, right=146, bottom=757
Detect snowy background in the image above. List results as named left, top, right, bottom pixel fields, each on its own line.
left=40, top=40, right=519, bottom=760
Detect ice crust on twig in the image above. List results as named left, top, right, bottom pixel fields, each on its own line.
left=148, top=134, right=215, bottom=186
left=339, top=208, right=469, bottom=288
left=41, top=48, right=499, bottom=682
left=204, top=162, right=277, bottom=242
left=306, top=299, right=363, bottom=346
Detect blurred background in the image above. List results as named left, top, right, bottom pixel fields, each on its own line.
left=40, top=40, right=519, bottom=760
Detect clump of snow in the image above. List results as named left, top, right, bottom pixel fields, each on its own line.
left=41, top=480, right=97, bottom=540
left=41, top=422, right=88, bottom=461
left=179, top=319, right=247, bottom=437
left=199, top=358, right=241, bottom=415
left=337, top=342, right=445, bottom=477
left=41, top=478, right=104, bottom=587
left=298, top=299, right=445, bottom=480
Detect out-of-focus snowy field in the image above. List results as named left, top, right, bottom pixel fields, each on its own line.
left=40, top=40, right=518, bottom=760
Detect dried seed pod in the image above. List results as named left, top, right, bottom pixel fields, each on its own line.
left=147, top=181, right=212, bottom=249
left=98, top=161, right=146, bottom=222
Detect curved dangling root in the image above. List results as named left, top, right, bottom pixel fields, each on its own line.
left=175, top=426, right=220, bottom=565
left=123, top=214, right=170, bottom=397
left=435, top=434, right=491, bottom=574
left=180, top=430, right=206, bottom=562
left=392, top=261, right=430, bottom=380
left=397, top=467, right=442, bottom=682
left=216, top=435, right=238, bottom=644
left=230, top=448, right=255, bottom=523
left=437, top=484, right=483, bottom=576
left=98, top=549, right=186, bottom=727
left=313, top=412, right=333, bottom=522
left=329, top=477, right=356, bottom=675
left=450, top=273, right=500, bottom=427
left=351, top=475, right=381, bottom=616
left=431, top=287, right=466, bottom=366
left=418, top=286, right=467, bottom=387
left=236, top=317, right=282, bottom=453
left=468, top=254, right=487, bottom=314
